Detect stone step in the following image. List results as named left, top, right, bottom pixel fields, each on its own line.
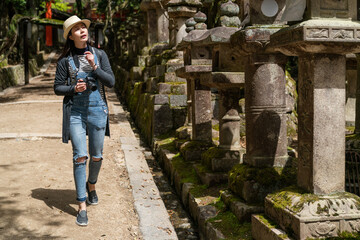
left=221, top=190, right=263, bottom=223
left=251, top=214, right=293, bottom=240
left=153, top=145, right=252, bottom=239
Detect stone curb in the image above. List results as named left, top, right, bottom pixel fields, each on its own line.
left=107, top=89, right=178, bottom=240
left=0, top=133, right=62, bottom=139
left=0, top=100, right=62, bottom=106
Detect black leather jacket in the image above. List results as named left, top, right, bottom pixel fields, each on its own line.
left=54, top=46, right=115, bottom=143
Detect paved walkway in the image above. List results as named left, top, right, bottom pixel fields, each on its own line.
left=0, top=53, right=177, bottom=240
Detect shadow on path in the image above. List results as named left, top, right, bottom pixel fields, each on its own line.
left=31, top=188, right=78, bottom=216
left=0, top=196, right=65, bottom=240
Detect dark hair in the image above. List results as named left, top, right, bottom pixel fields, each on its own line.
left=57, top=26, right=94, bottom=62
left=57, top=36, right=75, bottom=61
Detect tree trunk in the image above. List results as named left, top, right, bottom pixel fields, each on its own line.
left=76, top=0, right=83, bottom=18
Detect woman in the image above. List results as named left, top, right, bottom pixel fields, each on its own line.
left=54, top=15, right=115, bottom=226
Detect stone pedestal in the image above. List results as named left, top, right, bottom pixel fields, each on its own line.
left=263, top=189, right=360, bottom=239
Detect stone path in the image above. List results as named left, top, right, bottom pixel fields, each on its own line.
left=0, top=53, right=177, bottom=240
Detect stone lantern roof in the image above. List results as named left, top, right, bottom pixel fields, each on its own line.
left=167, top=0, right=202, bottom=18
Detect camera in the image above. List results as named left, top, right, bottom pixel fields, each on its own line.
left=84, top=76, right=97, bottom=91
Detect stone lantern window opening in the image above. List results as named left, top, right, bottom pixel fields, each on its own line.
left=190, top=46, right=212, bottom=65
left=261, top=0, right=279, bottom=17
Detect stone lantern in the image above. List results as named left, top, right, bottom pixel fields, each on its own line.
left=198, top=1, right=245, bottom=175
left=224, top=0, right=297, bottom=220
left=167, top=0, right=202, bottom=48
left=251, top=0, right=360, bottom=239
left=231, top=0, right=289, bottom=170
left=140, top=0, right=170, bottom=46
left=176, top=12, right=213, bottom=161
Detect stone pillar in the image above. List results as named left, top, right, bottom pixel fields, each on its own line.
left=228, top=0, right=295, bottom=206
left=196, top=1, right=245, bottom=176
left=297, top=53, right=346, bottom=194
left=140, top=0, right=169, bottom=46
left=245, top=53, right=288, bottom=168
left=191, top=78, right=212, bottom=142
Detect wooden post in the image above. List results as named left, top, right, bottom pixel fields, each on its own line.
left=23, top=19, right=29, bottom=85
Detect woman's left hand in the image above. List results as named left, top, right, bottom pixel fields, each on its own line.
left=84, top=51, right=97, bottom=70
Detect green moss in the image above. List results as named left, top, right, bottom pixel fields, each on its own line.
left=316, top=203, right=329, bottom=214
left=210, top=196, right=227, bottom=212
left=180, top=140, right=211, bottom=157
left=207, top=211, right=252, bottom=240
left=212, top=123, right=219, bottom=131
left=0, top=57, right=8, bottom=68
left=157, top=137, right=177, bottom=153
left=189, top=184, right=208, bottom=198
left=201, top=147, right=227, bottom=168
left=346, top=126, right=355, bottom=133
left=195, top=164, right=213, bottom=174
left=32, top=17, right=64, bottom=26
left=268, top=186, right=323, bottom=213
left=228, top=164, right=297, bottom=192
left=258, top=215, right=277, bottom=229
left=128, top=82, right=143, bottom=112
left=172, top=154, right=201, bottom=184
left=346, top=133, right=360, bottom=140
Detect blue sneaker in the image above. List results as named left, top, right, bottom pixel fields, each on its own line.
left=86, top=182, right=98, bottom=205
left=76, top=210, right=88, bottom=226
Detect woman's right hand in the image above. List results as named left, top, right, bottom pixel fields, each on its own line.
left=75, top=79, right=87, bottom=92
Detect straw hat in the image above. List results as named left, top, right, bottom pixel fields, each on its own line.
left=63, top=15, right=91, bottom=40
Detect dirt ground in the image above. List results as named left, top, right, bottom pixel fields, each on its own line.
left=0, top=57, right=142, bottom=239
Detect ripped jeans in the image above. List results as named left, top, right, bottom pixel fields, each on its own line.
left=70, top=95, right=108, bottom=202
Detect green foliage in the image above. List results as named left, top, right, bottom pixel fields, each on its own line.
left=96, top=0, right=142, bottom=13
left=39, top=0, right=71, bottom=13
left=4, top=0, right=27, bottom=14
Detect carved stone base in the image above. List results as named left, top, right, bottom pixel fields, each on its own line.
left=263, top=188, right=360, bottom=240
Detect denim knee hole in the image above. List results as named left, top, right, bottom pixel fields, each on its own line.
left=74, top=156, right=87, bottom=165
